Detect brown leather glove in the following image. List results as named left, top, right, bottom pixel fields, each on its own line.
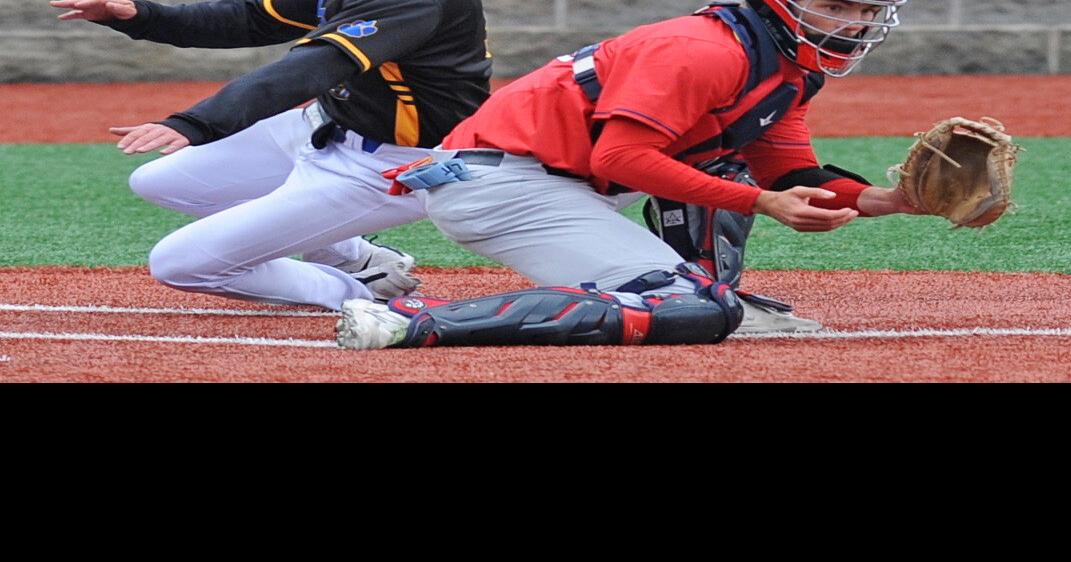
left=890, top=117, right=1021, bottom=228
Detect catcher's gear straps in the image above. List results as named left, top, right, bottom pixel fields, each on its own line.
left=569, top=4, right=825, bottom=153
left=385, top=271, right=743, bottom=348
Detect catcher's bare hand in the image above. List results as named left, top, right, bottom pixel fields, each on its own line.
left=753, top=187, right=859, bottom=232
left=51, top=0, right=137, bottom=22
left=111, top=124, right=190, bottom=155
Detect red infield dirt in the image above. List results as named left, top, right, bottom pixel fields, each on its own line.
left=2, top=76, right=1070, bottom=382
left=2, top=76, right=1070, bottom=142
left=1, top=267, right=1069, bottom=383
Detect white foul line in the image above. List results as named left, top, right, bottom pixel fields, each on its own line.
left=0, top=303, right=337, bottom=318
left=0, top=327, right=1070, bottom=350
left=731, top=327, right=1071, bottom=340
left=0, top=331, right=339, bottom=349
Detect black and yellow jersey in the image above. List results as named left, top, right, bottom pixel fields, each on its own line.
left=103, top=0, right=492, bottom=148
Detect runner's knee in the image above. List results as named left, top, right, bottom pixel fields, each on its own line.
left=147, top=236, right=226, bottom=290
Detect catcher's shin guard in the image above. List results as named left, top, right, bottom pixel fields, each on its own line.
left=385, top=284, right=742, bottom=348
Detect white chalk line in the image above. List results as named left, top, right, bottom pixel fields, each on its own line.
left=1, top=327, right=1070, bottom=350
left=0, top=331, right=338, bottom=349
left=3, top=302, right=1070, bottom=347
left=731, top=327, right=1071, bottom=340
left=0, top=303, right=337, bottom=318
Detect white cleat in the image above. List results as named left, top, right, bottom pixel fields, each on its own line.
left=337, top=241, right=415, bottom=275
left=348, top=259, right=422, bottom=303
left=735, top=299, right=822, bottom=334
left=337, top=242, right=420, bottom=302
left=336, top=299, right=412, bottom=350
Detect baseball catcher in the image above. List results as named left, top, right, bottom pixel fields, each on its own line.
left=337, top=0, right=928, bottom=350
left=890, top=117, right=1020, bottom=228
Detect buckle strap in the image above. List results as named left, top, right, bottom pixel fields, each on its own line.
left=395, top=159, right=474, bottom=191
left=572, top=43, right=602, bottom=102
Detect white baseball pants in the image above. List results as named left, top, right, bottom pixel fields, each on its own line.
left=423, top=151, right=697, bottom=297
left=130, top=108, right=428, bottom=309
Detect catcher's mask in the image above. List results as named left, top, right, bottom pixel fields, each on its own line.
left=749, top=0, right=906, bottom=77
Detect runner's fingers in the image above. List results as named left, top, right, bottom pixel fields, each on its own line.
left=127, top=130, right=175, bottom=154
left=159, top=138, right=190, bottom=155
left=117, top=128, right=152, bottom=151
left=120, top=127, right=166, bottom=153
left=109, top=126, right=139, bottom=137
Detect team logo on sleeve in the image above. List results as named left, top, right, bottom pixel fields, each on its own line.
left=338, top=20, right=379, bottom=39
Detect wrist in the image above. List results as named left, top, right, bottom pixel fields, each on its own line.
left=752, top=190, right=776, bottom=216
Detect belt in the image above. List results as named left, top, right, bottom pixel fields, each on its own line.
left=452, top=150, right=584, bottom=180
left=304, top=102, right=382, bottom=153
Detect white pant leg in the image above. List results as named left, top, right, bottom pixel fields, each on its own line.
left=128, top=108, right=308, bottom=218
left=147, top=137, right=428, bottom=310
left=127, top=108, right=412, bottom=267
left=424, top=155, right=696, bottom=295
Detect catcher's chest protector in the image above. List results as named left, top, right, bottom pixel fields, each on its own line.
left=676, top=4, right=827, bottom=161
left=573, top=4, right=823, bottom=160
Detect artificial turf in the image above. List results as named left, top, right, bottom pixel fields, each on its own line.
left=1, top=138, right=1068, bottom=272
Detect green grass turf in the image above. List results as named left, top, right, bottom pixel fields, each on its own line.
left=1, top=138, right=1068, bottom=272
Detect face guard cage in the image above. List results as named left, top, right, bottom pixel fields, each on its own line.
left=779, top=0, right=905, bottom=77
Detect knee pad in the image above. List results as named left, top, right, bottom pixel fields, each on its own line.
left=645, top=285, right=743, bottom=345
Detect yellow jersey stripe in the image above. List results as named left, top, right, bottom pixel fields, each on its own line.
left=320, top=33, right=374, bottom=71
left=379, top=62, right=420, bottom=146
left=263, top=0, right=317, bottom=31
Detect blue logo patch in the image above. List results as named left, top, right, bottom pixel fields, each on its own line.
left=338, top=20, right=379, bottom=39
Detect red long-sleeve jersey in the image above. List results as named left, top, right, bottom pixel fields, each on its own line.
left=443, top=13, right=868, bottom=214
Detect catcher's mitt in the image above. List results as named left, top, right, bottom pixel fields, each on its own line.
left=890, top=117, right=1021, bottom=228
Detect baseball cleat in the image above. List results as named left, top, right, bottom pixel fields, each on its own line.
left=336, top=240, right=416, bottom=276
left=337, top=299, right=411, bottom=350
left=338, top=238, right=413, bottom=276
left=347, top=259, right=422, bottom=303
left=735, top=299, right=822, bottom=334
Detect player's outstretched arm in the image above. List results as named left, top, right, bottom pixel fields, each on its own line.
left=109, top=43, right=355, bottom=152
left=52, top=0, right=135, bottom=21
left=52, top=0, right=307, bottom=48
